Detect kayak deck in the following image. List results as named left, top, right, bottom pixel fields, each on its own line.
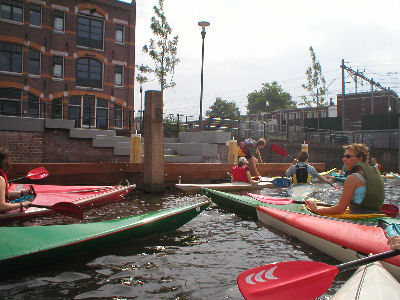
left=0, top=200, right=210, bottom=272
left=176, top=181, right=273, bottom=193
left=331, top=262, right=400, bottom=300
left=1, top=184, right=136, bottom=223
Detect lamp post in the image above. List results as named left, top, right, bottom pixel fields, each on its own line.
left=198, top=21, right=210, bottom=131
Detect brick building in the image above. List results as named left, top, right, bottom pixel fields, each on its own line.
left=0, top=0, right=136, bottom=131
left=337, top=90, right=399, bottom=131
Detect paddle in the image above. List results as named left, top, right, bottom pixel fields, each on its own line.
left=9, top=167, right=49, bottom=183
left=27, top=185, right=83, bottom=220
left=269, top=143, right=295, bottom=160
left=246, top=193, right=399, bottom=218
left=237, top=249, right=400, bottom=300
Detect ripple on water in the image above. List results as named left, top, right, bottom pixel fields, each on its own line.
left=0, top=180, right=399, bottom=299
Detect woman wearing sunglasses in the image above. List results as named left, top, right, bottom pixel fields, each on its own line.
left=305, top=143, right=384, bottom=215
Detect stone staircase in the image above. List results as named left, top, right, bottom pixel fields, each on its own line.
left=45, top=119, right=231, bottom=162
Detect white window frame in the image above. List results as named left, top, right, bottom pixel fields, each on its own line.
left=53, top=10, right=65, bottom=33
left=29, top=3, right=42, bottom=28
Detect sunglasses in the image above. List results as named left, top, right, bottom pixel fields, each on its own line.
left=342, top=154, right=359, bottom=159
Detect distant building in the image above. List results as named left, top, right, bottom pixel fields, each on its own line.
left=245, top=104, right=337, bottom=133
left=337, top=90, right=399, bottom=131
left=0, top=0, right=136, bottom=131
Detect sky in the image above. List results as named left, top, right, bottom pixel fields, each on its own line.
left=123, top=0, right=400, bottom=118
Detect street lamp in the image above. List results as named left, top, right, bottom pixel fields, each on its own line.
left=198, top=21, right=210, bottom=131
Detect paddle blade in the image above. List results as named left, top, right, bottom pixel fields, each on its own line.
left=382, top=204, right=399, bottom=218
left=26, top=167, right=49, bottom=180
left=51, top=202, right=83, bottom=220
left=270, top=143, right=288, bottom=157
left=237, top=261, right=338, bottom=300
left=272, top=177, right=291, bottom=187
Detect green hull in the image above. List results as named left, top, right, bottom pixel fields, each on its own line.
left=201, top=188, right=392, bottom=223
left=0, top=201, right=210, bottom=272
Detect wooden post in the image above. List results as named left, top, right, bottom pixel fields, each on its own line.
left=301, top=142, right=308, bottom=153
left=227, top=139, right=238, bottom=164
left=143, top=90, right=165, bottom=193
left=129, top=134, right=142, bottom=163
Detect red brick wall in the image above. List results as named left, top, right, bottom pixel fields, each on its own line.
left=1, top=129, right=129, bottom=163
left=0, top=131, right=44, bottom=163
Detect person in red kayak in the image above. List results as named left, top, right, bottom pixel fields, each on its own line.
left=0, top=147, right=32, bottom=212
left=305, top=143, right=384, bottom=215
left=237, top=138, right=266, bottom=177
left=230, top=157, right=261, bottom=184
left=370, top=157, right=382, bottom=173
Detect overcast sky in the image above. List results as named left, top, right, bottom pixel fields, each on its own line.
left=124, top=0, right=400, bottom=118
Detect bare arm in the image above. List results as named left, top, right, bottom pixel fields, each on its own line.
left=248, top=156, right=261, bottom=177
left=0, top=177, right=31, bottom=212
left=256, top=148, right=263, bottom=163
left=305, top=174, right=361, bottom=215
left=246, top=170, right=260, bottom=185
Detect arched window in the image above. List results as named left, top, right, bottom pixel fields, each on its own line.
left=76, top=57, right=102, bottom=88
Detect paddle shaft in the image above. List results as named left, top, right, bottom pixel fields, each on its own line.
left=337, top=249, right=400, bottom=272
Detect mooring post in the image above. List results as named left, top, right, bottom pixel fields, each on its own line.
left=143, top=90, right=165, bottom=193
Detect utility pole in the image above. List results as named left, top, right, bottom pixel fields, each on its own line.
left=341, top=59, right=345, bottom=131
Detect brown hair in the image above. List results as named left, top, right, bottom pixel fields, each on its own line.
left=0, top=147, right=12, bottom=172
left=297, top=150, right=309, bottom=162
left=256, top=138, right=267, bottom=147
left=343, top=143, right=369, bottom=162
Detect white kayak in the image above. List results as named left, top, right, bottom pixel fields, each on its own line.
left=286, top=184, right=314, bottom=200
left=392, top=173, right=400, bottom=182
left=331, top=262, right=400, bottom=300
left=176, top=181, right=273, bottom=193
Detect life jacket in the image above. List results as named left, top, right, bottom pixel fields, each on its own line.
left=231, top=165, right=248, bottom=183
left=238, top=139, right=255, bottom=156
left=349, top=162, right=384, bottom=213
left=292, top=164, right=312, bottom=184
left=0, top=169, right=9, bottom=200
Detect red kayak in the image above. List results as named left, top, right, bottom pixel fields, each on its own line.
left=0, top=183, right=136, bottom=223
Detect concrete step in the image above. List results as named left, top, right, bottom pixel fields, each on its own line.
left=70, top=128, right=116, bottom=139
left=179, top=131, right=231, bottom=143
left=45, top=119, right=75, bottom=129
left=176, top=143, right=218, bottom=156
left=164, top=137, right=180, bottom=143
left=93, top=135, right=130, bottom=147
left=164, top=149, right=177, bottom=155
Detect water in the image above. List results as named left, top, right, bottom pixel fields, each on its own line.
left=0, top=178, right=398, bottom=299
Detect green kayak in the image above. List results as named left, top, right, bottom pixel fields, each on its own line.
left=201, top=187, right=393, bottom=222
left=0, top=200, right=210, bottom=272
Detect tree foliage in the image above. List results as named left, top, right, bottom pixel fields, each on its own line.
left=206, top=97, right=241, bottom=120
left=301, top=46, right=327, bottom=108
left=301, top=46, right=328, bottom=133
left=141, top=0, right=179, bottom=91
left=247, top=81, right=295, bottom=114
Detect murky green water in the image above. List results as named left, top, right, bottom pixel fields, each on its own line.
left=0, top=178, right=398, bottom=299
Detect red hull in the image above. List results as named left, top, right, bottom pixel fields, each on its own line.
left=1, top=184, right=135, bottom=223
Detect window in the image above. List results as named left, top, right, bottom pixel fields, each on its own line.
left=1, top=0, right=23, bottom=23
left=114, top=65, right=123, bottom=86
left=115, top=24, right=124, bottom=43
left=0, top=42, right=22, bottom=73
left=77, top=15, right=104, bottom=49
left=0, top=88, right=21, bottom=116
left=114, top=104, right=122, bottom=128
left=52, top=98, right=63, bottom=119
left=53, top=55, right=63, bottom=78
left=27, top=93, right=39, bottom=117
left=54, top=10, right=65, bottom=32
left=29, top=4, right=41, bottom=26
left=76, top=58, right=102, bottom=88
left=82, top=95, right=95, bottom=127
left=68, top=96, right=81, bottom=127
left=96, top=98, right=108, bottom=129
left=28, top=48, right=40, bottom=75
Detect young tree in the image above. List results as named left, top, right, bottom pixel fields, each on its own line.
left=141, top=0, right=179, bottom=91
left=206, top=97, right=241, bottom=120
left=247, top=81, right=295, bottom=114
left=301, top=46, right=328, bottom=134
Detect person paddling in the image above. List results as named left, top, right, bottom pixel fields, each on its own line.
left=237, top=137, right=266, bottom=177
left=0, top=147, right=32, bottom=212
left=285, top=150, right=331, bottom=185
left=231, top=157, right=261, bottom=185
left=305, top=143, right=384, bottom=215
